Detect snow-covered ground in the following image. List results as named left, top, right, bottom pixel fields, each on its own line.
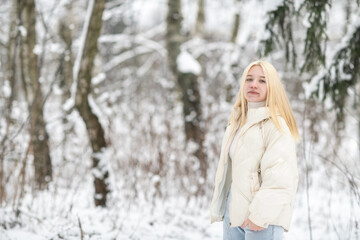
left=1, top=166, right=359, bottom=240
left=1, top=0, right=360, bottom=239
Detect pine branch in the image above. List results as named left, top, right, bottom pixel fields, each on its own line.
left=311, top=26, right=360, bottom=123
left=259, top=0, right=297, bottom=68
left=300, top=0, right=331, bottom=73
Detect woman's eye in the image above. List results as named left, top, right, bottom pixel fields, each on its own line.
left=260, top=80, right=266, bottom=83
left=246, top=78, right=252, bottom=81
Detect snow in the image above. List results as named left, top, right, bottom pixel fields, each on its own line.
left=100, top=34, right=166, bottom=57
left=2, top=80, right=11, bottom=98
left=88, top=95, right=109, bottom=130
left=2, top=230, right=46, bottom=240
left=102, top=46, right=154, bottom=73
left=92, top=72, right=106, bottom=85
left=18, top=26, right=27, bottom=37
left=63, top=97, right=75, bottom=111
left=0, top=181, right=220, bottom=239
left=201, top=0, right=234, bottom=37
left=302, top=12, right=311, bottom=28
left=131, top=0, right=166, bottom=31
left=177, top=50, right=201, bottom=75
left=1, top=0, right=359, bottom=239
left=303, top=69, right=326, bottom=99
left=263, top=0, right=284, bottom=12
left=2, top=178, right=357, bottom=240
left=33, top=44, right=42, bottom=55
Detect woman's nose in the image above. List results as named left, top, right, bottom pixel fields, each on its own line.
left=250, top=80, right=258, bottom=88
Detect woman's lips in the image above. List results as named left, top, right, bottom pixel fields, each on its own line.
left=248, top=91, right=258, bottom=94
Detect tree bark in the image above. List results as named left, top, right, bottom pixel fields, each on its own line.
left=166, top=0, right=182, bottom=77
left=58, top=2, right=75, bottom=159
left=231, top=14, right=240, bottom=43
left=0, top=0, right=20, bottom=204
left=178, top=73, right=207, bottom=183
left=74, top=0, right=109, bottom=207
left=166, top=0, right=207, bottom=194
left=230, top=0, right=241, bottom=43
left=21, top=0, right=52, bottom=190
left=195, top=0, right=205, bottom=37
left=58, top=2, right=74, bottom=102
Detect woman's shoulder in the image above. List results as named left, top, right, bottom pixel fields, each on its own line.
left=263, top=115, right=292, bottom=137
left=260, top=117, right=295, bottom=149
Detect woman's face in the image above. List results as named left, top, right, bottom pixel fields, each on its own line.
left=243, top=65, right=267, bottom=102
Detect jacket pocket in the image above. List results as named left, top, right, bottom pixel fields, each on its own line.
left=250, top=171, right=261, bottom=196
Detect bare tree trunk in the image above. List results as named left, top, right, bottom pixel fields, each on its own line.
left=58, top=2, right=75, bottom=162
left=195, top=0, right=205, bottom=37
left=58, top=3, right=74, bottom=103
left=357, top=70, right=360, bottom=158
left=166, top=0, right=207, bottom=195
left=0, top=136, right=5, bottom=203
left=74, top=0, right=109, bottom=207
left=231, top=0, right=242, bottom=43
left=20, top=0, right=52, bottom=190
left=178, top=73, right=207, bottom=184
left=0, top=0, right=20, bottom=204
left=166, top=0, right=182, bottom=76
left=358, top=110, right=360, bottom=160
left=231, top=14, right=240, bottom=43
left=345, top=0, right=351, bottom=26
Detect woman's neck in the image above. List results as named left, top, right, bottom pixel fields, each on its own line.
left=248, top=101, right=266, bottom=109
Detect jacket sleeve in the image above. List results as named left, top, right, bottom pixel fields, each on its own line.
left=248, top=117, right=298, bottom=228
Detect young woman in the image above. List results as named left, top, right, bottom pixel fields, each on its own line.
left=210, top=60, right=299, bottom=240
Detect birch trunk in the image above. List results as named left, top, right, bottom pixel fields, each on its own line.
left=74, top=0, right=109, bottom=207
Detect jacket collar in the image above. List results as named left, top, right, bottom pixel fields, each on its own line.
left=245, top=107, right=271, bottom=125
left=223, top=107, right=271, bottom=164
left=234, top=107, right=270, bottom=138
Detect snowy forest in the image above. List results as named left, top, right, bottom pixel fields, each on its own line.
left=0, top=0, right=359, bottom=239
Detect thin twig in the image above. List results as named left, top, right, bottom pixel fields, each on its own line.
left=77, top=215, right=84, bottom=240
left=301, top=97, right=313, bottom=240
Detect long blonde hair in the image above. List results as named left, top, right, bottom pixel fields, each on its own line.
left=228, top=60, right=299, bottom=140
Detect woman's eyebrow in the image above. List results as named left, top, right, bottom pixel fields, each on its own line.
left=246, top=74, right=266, bottom=78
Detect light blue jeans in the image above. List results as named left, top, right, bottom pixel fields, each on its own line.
left=223, top=190, right=284, bottom=240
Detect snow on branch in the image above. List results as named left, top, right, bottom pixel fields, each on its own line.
left=69, top=0, right=95, bottom=110
left=99, top=33, right=166, bottom=56
left=305, top=20, right=360, bottom=122
left=73, top=0, right=94, bottom=83
left=176, top=50, right=201, bottom=75
left=102, top=46, right=153, bottom=73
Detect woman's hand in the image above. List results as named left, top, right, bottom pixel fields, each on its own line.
left=241, top=218, right=265, bottom=231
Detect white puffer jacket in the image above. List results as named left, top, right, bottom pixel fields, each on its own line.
left=210, top=107, right=298, bottom=231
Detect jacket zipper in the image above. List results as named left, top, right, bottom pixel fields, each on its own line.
left=238, top=188, right=251, bottom=203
